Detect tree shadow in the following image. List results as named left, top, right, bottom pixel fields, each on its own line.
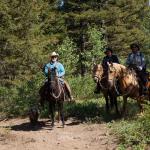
left=7, top=99, right=141, bottom=131
left=64, top=99, right=140, bottom=123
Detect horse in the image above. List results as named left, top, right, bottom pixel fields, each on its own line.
left=39, top=67, right=65, bottom=128
left=92, top=64, right=119, bottom=114
left=107, top=63, right=150, bottom=115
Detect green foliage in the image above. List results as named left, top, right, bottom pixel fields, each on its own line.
left=0, top=1, right=150, bottom=148
left=99, top=0, right=150, bottom=56
left=57, top=36, right=78, bottom=75
left=85, top=26, right=106, bottom=66
left=111, top=106, right=150, bottom=149
left=0, top=74, right=95, bottom=117
left=0, top=72, right=44, bottom=117
left=0, top=0, right=49, bottom=86
left=67, top=75, right=95, bottom=99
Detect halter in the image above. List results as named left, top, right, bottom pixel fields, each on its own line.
left=48, top=68, right=65, bottom=100
left=94, top=74, right=110, bottom=90
left=108, top=65, right=135, bottom=96
left=49, top=80, right=64, bottom=99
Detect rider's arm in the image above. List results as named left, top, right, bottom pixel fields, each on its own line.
left=44, top=64, right=49, bottom=77
left=139, top=53, right=146, bottom=70
left=126, top=54, right=131, bottom=66
left=57, top=63, right=65, bottom=77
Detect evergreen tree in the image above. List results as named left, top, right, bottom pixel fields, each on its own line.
left=100, top=0, right=150, bottom=56
left=0, top=0, right=48, bottom=86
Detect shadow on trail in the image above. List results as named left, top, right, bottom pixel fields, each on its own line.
left=10, top=121, right=47, bottom=131
left=8, top=99, right=140, bottom=131
left=64, top=99, right=140, bottom=123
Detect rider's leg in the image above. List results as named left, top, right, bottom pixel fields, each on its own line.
left=138, top=71, right=148, bottom=95
left=64, top=80, right=73, bottom=101
left=141, top=71, right=148, bottom=94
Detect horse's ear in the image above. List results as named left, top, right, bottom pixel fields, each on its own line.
left=107, top=62, right=113, bottom=67
left=48, top=68, right=51, bottom=72
left=110, top=61, right=113, bottom=66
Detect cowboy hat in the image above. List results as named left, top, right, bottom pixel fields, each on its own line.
left=51, top=51, right=59, bottom=57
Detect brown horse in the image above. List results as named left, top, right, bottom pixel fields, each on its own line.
left=93, top=64, right=119, bottom=114
left=39, top=67, right=65, bottom=127
left=107, top=63, right=150, bottom=115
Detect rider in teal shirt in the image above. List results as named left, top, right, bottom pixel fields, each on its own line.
left=39, top=52, right=73, bottom=102
left=44, top=62, right=65, bottom=78
left=44, top=52, right=65, bottom=79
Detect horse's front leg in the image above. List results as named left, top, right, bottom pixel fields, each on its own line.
left=49, top=101, right=55, bottom=127
left=114, top=96, right=119, bottom=115
left=122, top=96, right=127, bottom=117
left=58, top=102, right=65, bottom=127
left=103, top=92, right=110, bottom=113
left=137, top=98, right=143, bottom=114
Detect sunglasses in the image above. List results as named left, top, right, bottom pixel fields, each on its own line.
left=52, top=56, right=57, bottom=58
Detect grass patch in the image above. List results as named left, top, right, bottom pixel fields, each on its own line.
left=109, top=105, right=150, bottom=149
left=63, top=98, right=121, bottom=123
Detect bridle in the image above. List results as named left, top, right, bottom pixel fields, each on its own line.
left=49, top=80, right=64, bottom=99
left=94, top=74, right=110, bottom=90
left=108, top=65, right=133, bottom=96
left=48, top=69, right=65, bottom=100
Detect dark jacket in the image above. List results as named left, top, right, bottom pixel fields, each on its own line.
left=102, top=54, right=119, bottom=69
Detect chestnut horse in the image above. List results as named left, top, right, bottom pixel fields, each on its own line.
left=107, top=63, right=150, bottom=115
left=39, top=67, right=65, bottom=127
left=93, top=64, right=119, bottom=114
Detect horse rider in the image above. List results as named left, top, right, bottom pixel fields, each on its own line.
left=126, top=43, right=147, bottom=95
left=39, top=52, right=73, bottom=104
left=94, top=47, right=120, bottom=93
left=102, top=47, right=120, bottom=68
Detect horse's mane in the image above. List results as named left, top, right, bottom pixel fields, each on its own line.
left=109, top=63, right=137, bottom=78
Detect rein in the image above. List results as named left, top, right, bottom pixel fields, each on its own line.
left=49, top=80, right=63, bottom=99
left=94, top=75, right=110, bottom=90
left=47, top=67, right=65, bottom=100
left=109, top=66, right=135, bottom=96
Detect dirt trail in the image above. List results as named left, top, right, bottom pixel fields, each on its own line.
left=0, top=118, right=118, bottom=150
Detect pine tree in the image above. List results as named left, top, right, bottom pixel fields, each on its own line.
left=99, top=0, right=150, bottom=56
left=43, top=0, right=149, bottom=75
left=0, top=0, right=48, bottom=86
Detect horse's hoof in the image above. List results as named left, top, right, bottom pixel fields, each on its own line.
left=51, top=123, right=54, bottom=128
left=62, top=124, right=65, bottom=128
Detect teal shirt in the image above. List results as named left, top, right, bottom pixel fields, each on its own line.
left=44, top=61, right=65, bottom=78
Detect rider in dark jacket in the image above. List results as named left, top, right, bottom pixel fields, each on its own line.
left=94, top=47, right=120, bottom=94
left=102, top=47, right=120, bottom=68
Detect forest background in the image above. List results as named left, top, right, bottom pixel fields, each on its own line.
left=0, top=0, right=150, bottom=149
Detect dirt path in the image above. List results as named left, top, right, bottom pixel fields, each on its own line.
left=0, top=118, right=118, bottom=150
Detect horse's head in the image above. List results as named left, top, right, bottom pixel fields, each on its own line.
left=48, top=67, right=58, bottom=90
left=48, top=67, right=57, bottom=79
left=107, top=63, right=126, bottom=79
left=92, top=64, right=104, bottom=83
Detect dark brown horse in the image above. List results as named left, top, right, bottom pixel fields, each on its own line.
left=93, top=64, right=119, bottom=114
left=40, top=67, right=65, bottom=127
left=107, top=63, right=150, bottom=115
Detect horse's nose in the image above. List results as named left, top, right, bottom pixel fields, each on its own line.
left=94, top=76, right=98, bottom=83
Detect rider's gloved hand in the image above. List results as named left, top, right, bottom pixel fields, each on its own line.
left=137, top=66, right=142, bottom=71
